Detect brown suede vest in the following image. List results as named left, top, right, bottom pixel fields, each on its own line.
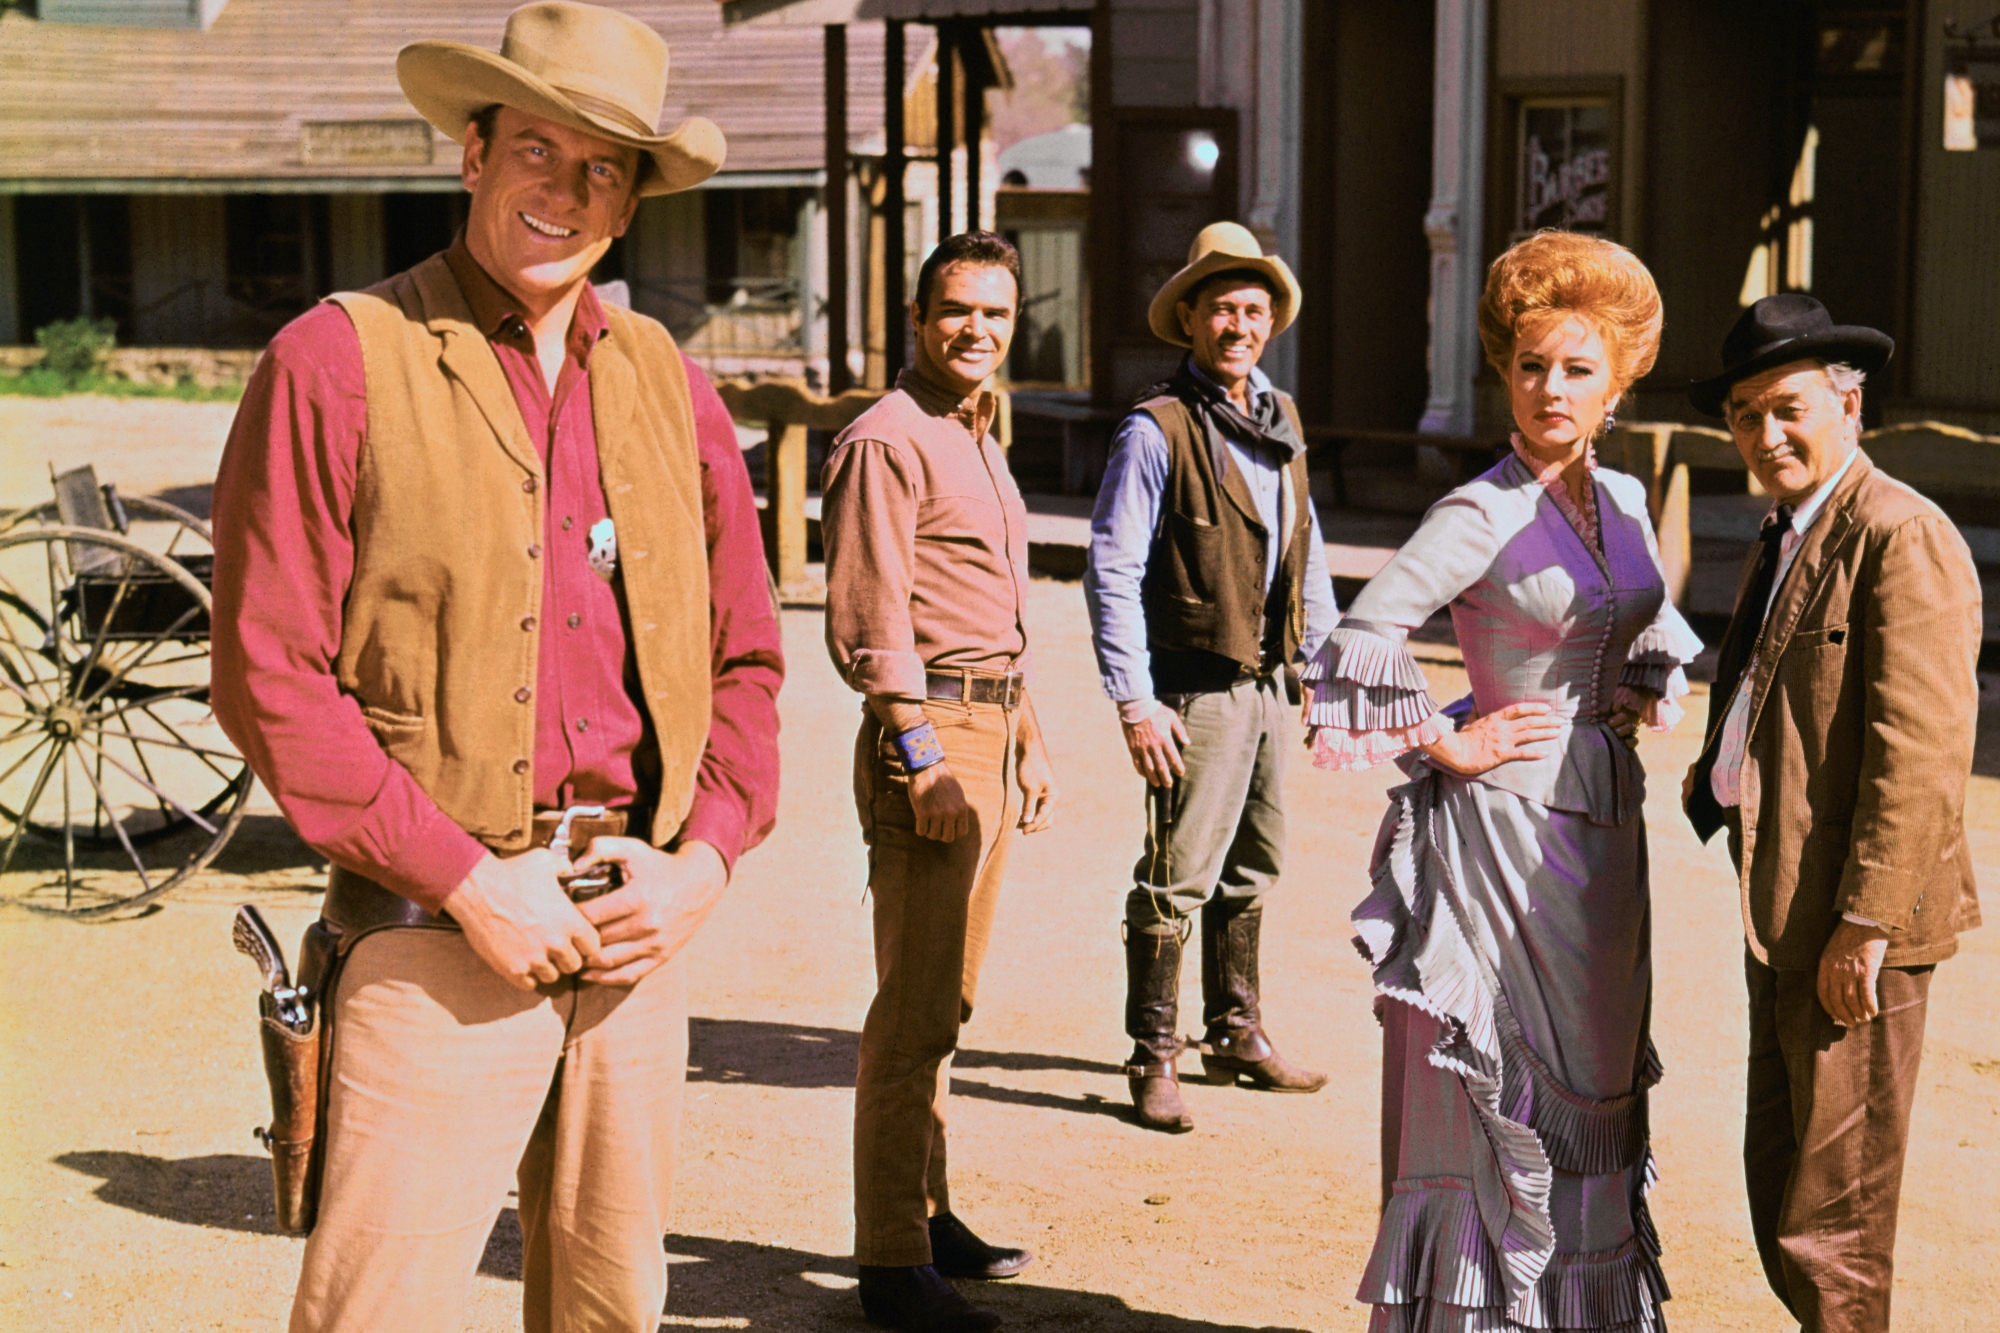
left=1138, top=391, right=1312, bottom=681
left=327, top=255, right=711, bottom=852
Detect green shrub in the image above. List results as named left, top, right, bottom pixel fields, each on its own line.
left=34, top=317, right=119, bottom=384
left=0, top=368, right=242, bottom=403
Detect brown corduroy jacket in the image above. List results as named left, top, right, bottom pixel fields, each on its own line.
left=1696, top=450, right=1983, bottom=969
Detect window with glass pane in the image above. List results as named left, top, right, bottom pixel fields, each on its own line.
left=1514, top=100, right=1612, bottom=237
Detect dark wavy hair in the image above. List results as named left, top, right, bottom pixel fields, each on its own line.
left=914, top=231, right=1022, bottom=318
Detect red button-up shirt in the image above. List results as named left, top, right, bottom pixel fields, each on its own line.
left=211, top=241, right=783, bottom=911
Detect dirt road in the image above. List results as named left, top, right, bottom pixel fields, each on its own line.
left=1, top=399, right=1995, bottom=1330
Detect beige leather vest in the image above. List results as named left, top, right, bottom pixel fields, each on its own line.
left=327, top=255, right=711, bottom=851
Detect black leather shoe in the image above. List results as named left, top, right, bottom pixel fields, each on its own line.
left=857, top=1264, right=1002, bottom=1332
left=928, top=1211, right=1035, bottom=1279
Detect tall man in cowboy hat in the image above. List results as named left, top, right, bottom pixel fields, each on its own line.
left=1682, top=294, right=1981, bottom=1332
left=822, top=231, right=1057, bottom=1332
left=1084, top=222, right=1339, bottom=1133
left=209, top=5, right=783, bottom=1329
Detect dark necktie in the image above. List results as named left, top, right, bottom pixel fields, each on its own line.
left=1708, top=502, right=1798, bottom=725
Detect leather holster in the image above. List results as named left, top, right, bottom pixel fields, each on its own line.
left=255, top=918, right=339, bottom=1236
left=269, top=808, right=635, bottom=1236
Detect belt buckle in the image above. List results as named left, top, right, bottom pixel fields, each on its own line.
left=549, top=803, right=621, bottom=902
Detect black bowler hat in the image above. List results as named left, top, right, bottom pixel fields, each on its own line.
left=1689, top=294, right=1893, bottom=417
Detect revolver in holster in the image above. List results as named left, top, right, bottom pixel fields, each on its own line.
left=238, top=911, right=344, bottom=1236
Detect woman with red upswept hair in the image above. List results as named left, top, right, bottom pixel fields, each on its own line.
left=1303, top=231, right=1698, bottom=1332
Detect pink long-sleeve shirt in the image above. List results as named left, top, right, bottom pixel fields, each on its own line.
left=211, top=241, right=783, bottom=911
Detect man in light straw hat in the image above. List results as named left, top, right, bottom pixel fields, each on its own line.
left=1084, top=222, right=1338, bottom=1133
left=209, top=4, right=782, bottom=1328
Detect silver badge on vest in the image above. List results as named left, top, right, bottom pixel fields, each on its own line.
left=587, top=518, right=618, bottom=583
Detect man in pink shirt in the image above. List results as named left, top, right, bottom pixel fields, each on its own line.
left=209, top=6, right=781, bottom=1329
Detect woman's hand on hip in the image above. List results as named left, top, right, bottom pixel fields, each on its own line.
left=1420, top=701, right=1562, bottom=777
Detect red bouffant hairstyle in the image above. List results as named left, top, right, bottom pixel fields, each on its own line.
left=1477, top=230, right=1663, bottom=394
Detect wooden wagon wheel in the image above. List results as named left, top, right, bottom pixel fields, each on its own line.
left=0, top=525, right=250, bottom=918
left=1, top=493, right=212, bottom=543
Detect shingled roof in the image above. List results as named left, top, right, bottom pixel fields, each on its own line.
left=0, top=0, right=887, bottom=187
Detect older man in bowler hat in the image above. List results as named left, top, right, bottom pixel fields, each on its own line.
left=1084, top=222, right=1340, bottom=1133
left=1683, top=294, right=1982, bottom=1332
left=210, top=5, right=783, bottom=1328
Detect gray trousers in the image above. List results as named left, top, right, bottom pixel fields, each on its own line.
left=1125, top=673, right=1287, bottom=929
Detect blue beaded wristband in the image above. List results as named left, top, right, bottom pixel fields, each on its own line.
left=894, top=720, right=947, bottom=773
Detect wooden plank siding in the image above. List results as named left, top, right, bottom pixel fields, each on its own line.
left=0, top=0, right=887, bottom=185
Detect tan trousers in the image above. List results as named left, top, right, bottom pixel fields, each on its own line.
left=851, top=699, right=1020, bottom=1267
left=289, top=927, right=688, bottom=1333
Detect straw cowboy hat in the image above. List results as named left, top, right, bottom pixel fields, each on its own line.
left=1146, top=222, right=1302, bottom=347
left=398, top=1, right=725, bottom=198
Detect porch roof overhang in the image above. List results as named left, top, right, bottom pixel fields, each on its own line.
left=721, top=0, right=1089, bottom=28
left=0, top=169, right=826, bottom=195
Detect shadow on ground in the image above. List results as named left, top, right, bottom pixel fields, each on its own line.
left=209, top=813, right=322, bottom=875
left=690, top=1016, right=1131, bottom=1120
left=147, top=484, right=213, bottom=520
left=55, top=1150, right=281, bottom=1233
left=490, top=1218, right=1310, bottom=1331
left=0, top=815, right=318, bottom=883
left=55, top=1152, right=1306, bottom=1329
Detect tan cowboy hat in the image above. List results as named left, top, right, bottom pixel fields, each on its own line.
left=398, top=1, right=725, bottom=198
left=1146, top=222, right=1302, bottom=347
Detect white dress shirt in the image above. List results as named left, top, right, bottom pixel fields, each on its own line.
left=1708, top=446, right=1877, bottom=928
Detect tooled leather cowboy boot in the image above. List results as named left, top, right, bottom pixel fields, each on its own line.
left=1198, top=898, right=1326, bottom=1093
left=1122, top=923, right=1195, bottom=1133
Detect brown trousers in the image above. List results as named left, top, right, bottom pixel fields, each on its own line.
left=851, top=699, right=1020, bottom=1267
left=1744, top=953, right=1932, bottom=1333
left=289, top=928, right=687, bottom=1333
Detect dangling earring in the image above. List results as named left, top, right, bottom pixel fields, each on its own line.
left=1602, top=408, right=1619, bottom=435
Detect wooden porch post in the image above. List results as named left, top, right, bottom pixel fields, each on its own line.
left=884, top=18, right=908, bottom=380
left=964, top=32, right=984, bottom=231
left=766, top=420, right=810, bottom=593
left=825, top=23, right=851, bottom=393
left=936, top=21, right=955, bottom=245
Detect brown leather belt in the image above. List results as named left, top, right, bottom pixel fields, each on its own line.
left=924, top=669, right=1025, bottom=709
left=322, top=806, right=629, bottom=940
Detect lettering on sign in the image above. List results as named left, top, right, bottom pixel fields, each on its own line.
left=1514, top=101, right=1612, bottom=238
left=299, top=120, right=435, bottom=167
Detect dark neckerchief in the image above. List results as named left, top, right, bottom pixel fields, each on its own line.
left=1142, top=360, right=1305, bottom=468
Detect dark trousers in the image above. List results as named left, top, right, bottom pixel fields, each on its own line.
left=1744, top=953, right=1933, bottom=1332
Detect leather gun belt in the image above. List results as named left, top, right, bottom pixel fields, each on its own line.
left=924, top=669, right=1025, bottom=710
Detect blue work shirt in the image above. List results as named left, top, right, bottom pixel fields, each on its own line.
left=1083, top=362, right=1340, bottom=705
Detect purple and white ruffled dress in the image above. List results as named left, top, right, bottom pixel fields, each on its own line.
left=1305, top=445, right=1701, bottom=1333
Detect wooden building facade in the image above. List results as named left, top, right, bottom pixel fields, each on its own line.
left=0, top=0, right=896, bottom=382
left=1356, top=0, right=2000, bottom=437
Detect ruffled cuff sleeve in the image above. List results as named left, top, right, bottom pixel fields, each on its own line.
left=1618, top=614, right=1705, bottom=732
left=1300, top=622, right=1449, bottom=771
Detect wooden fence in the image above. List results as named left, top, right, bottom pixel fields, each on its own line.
left=715, top=378, right=1012, bottom=596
